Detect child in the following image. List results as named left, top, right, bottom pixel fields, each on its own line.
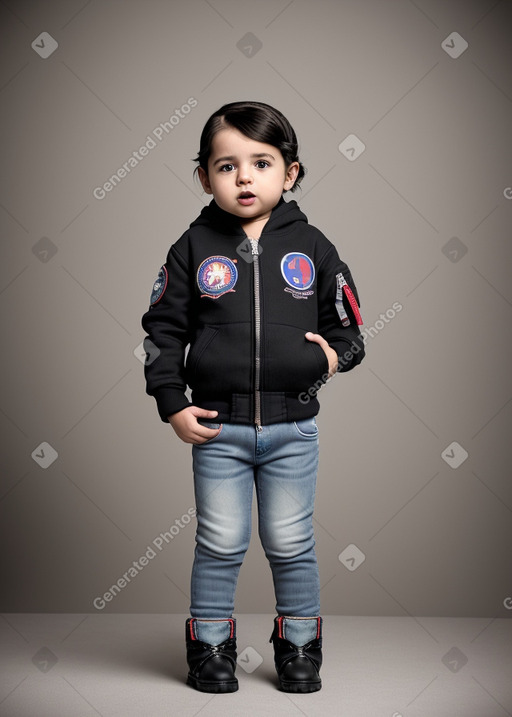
left=141, top=101, right=365, bottom=694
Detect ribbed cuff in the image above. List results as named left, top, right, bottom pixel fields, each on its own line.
left=153, top=387, right=192, bottom=422
left=334, top=337, right=365, bottom=372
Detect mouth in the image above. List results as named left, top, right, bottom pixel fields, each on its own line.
left=237, top=191, right=256, bottom=206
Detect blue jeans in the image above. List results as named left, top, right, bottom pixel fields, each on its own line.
left=189, top=417, right=321, bottom=629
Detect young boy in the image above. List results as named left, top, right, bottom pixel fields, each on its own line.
left=142, top=101, right=365, bottom=693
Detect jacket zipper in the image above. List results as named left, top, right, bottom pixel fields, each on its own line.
left=249, top=237, right=263, bottom=432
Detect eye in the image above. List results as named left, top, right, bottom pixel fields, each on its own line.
left=219, top=163, right=235, bottom=172
left=256, top=160, right=269, bottom=169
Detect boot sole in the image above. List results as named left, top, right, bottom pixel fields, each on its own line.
left=279, top=679, right=322, bottom=693
left=186, top=674, right=239, bottom=693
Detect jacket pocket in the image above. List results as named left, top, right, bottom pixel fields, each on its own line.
left=264, top=323, right=329, bottom=392
left=185, top=323, right=252, bottom=393
left=186, top=326, right=219, bottom=375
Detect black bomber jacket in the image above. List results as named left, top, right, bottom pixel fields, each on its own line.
left=141, top=196, right=365, bottom=425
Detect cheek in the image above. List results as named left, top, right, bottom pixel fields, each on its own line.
left=213, top=179, right=231, bottom=196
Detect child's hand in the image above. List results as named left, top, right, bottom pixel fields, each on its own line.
left=305, top=332, right=339, bottom=378
left=168, top=406, right=222, bottom=444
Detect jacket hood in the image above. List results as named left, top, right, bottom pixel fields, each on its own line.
left=189, top=196, right=308, bottom=236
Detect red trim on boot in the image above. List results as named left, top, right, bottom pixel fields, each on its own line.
left=188, top=617, right=235, bottom=641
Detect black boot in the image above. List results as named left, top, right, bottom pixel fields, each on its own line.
left=269, top=616, right=322, bottom=693
left=185, top=617, right=238, bottom=693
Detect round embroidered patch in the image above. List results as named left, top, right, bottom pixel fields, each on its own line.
left=197, top=256, right=238, bottom=299
left=150, top=266, right=168, bottom=305
left=281, top=252, right=315, bottom=291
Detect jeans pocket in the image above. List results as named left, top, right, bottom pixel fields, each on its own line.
left=196, top=421, right=223, bottom=445
left=293, top=417, right=319, bottom=438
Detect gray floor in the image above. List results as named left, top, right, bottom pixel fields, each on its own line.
left=1, top=613, right=511, bottom=717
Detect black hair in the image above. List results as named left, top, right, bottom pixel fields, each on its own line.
left=193, top=101, right=306, bottom=192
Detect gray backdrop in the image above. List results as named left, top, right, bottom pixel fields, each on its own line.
left=1, top=0, right=511, bottom=616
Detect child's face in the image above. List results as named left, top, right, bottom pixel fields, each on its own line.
left=198, top=127, right=299, bottom=225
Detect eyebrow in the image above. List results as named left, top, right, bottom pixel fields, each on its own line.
left=212, top=153, right=276, bottom=166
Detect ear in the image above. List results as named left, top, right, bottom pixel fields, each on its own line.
left=283, top=161, right=300, bottom=192
left=198, top=166, right=213, bottom=194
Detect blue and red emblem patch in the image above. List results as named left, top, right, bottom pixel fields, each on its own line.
left=150, top=265, right=168, bottom=305
left=197, top=256, right=238, bottom=299
left=281, top=252, right=315, bottom=299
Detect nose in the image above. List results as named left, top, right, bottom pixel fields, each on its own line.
left=237, top=164, right=253, bottom=185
